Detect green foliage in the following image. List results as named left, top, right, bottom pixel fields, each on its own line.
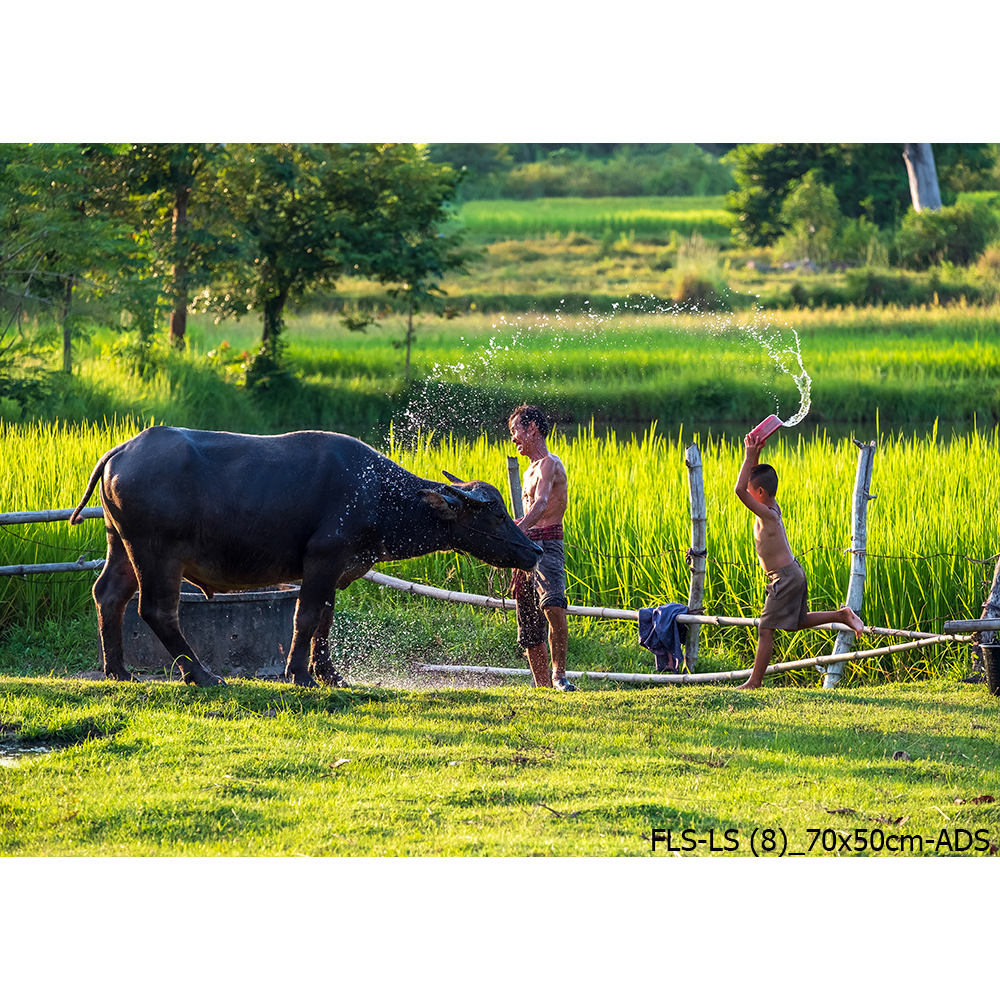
left=0, top=143, right=141, bottom=380
left=494, top=145, right=734, bottom=199
left=115, top=144, right=242, bottom=348
left=427, top=144, right=736, bottom=201
left=896, top=200, right=1000, bottom=268
left=240, top=339, right=300, bottom=397
left=424, top=143, right=514, bottom=200
left=976, top=241, right=1000, bottom=299
left=773, top=171, right=844, bottom=264
left=836, top=216, right=891, bottom=266
left=724, top=143, right=997, bottom=248
left=209, top=144, right=466, bottom=349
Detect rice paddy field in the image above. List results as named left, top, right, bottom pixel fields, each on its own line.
left=0, top=414, right=992, bottom=684
left=456, top=195, right=735, bottom=241
left=124, top=302, right=1000, bottom=439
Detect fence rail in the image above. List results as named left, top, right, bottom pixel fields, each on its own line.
left=0, top=506, right=105, bottom=578
left=0, top=507, right=104, bottom=525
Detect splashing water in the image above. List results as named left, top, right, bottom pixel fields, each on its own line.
left=730, top=304, right=811, bottom=427
left=390, top=295, right=812, bottom=444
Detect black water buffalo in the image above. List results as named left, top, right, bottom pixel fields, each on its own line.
left=70, top=426, right=541, bottom=687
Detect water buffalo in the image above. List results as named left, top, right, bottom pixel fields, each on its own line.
left=70, top=426, right=541, bottom=687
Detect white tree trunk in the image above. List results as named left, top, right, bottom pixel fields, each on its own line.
left=903, top=143, right=942, bottom=212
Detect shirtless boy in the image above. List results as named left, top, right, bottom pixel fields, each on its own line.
left=734, top=429, right=864, bottom=690
left=508, top=404, right=575, bottom=691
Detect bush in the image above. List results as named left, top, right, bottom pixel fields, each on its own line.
left=836, top=216, right=891, bottom=266
left=498, top=146, right=735, bottom=199
left=977, top=241, right=1000, bottom=283
left=896, top=201, right=1000, bottom=268
left=773, top=171, right=843, bottom=264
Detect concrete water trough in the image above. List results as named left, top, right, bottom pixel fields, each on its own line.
left=108, top=584, right=300, bottom=679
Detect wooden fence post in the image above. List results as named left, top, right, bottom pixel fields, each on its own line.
left=685, top=443, right=707, bottom=671
left=506, top=456, right=524, bottom=519
left=822, top=439, right=876, bottom=689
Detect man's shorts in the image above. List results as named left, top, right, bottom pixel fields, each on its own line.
left=515, top=538, right=568, bottom=651
left=759, top=559, right=809, bottom=630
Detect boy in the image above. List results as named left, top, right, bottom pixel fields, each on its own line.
left=508, top=404, right=575, bottom=691
left=734, top=428, right=864, bottom=689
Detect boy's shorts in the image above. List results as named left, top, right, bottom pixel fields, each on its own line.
left=515, top=539, right=568, bottom=650
left=759, top=559, right=809, bottom=630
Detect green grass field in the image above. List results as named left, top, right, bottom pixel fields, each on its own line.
left=2, top=675, right=997, bottom=856
left=44, top=303, right=993, bottom=439
left=456, top=195, right=735, bottom=241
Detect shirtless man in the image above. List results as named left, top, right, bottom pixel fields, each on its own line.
left=734, top=428, right=864, bottom=690
left=508, top=404, right=574, bottom=691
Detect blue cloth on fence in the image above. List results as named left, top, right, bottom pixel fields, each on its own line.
left=638, top=603, right=689, bottom=673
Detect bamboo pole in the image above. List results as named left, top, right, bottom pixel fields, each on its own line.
left=945, top=618, right=1000, bottom=633
left=362, top=571, right=969, bottom=641
left=822, top=439, right=876, bottom=689
left=0, top=506, right=104, bottom=524
left=684, top=443, right=706, bottom=671
left=418, top=632, right=957, bottom=685
left=506, top=456, right=524, bottom=519
left=0, top=559, right=105, bottom=577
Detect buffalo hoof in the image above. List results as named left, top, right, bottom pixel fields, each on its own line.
left=287, top=670, right=318, bottom=688
left=104, top=669, right=138, bottom=682
left=313, top=666, right=348, bottom=688
left=183, top=669, right=226, bottom=687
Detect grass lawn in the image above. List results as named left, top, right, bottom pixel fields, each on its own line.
left=2, top=673, right=998, bottom=857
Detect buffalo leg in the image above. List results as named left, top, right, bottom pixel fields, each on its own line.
left=93, top=530, right=139, bottom=681
left=286, top=571, right=342, bottom=687
left=310, top=599, right=346, bottom=687
left=132, top=562, right=225, bottom=686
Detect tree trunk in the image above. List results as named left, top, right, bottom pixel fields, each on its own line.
left=262, top=288, right=289, bottom=349
left=405, top=300, right=414, bottom=379
left=169, top=184, right=190, bottom=351
left=61, top=275, right=75, bottom=373
left=903, top=143, right=942, bottom=213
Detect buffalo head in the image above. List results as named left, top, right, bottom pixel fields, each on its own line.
left=419, top=480, right=541, bottom=571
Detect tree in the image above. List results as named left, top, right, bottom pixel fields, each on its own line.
left=722, top=143, right=996, bottom=247
left=0, top=143, right=135, bottom=375
left=117, top=144, right=236, bottom=350
left=387, top=230, right=470, bottom=379
left=425, top=143, right=512, bottom=198
left=210, top=144, right=465, bottom=358
left=724, top=144, right=910, bottom=246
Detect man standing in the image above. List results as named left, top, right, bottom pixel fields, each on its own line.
left=508, top=404, right=575, bottom=691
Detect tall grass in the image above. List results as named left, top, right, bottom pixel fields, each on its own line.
left=1, top=420, right=990, bottom=681
left=0, top=418, right=143, bottom=629
left=389, top=424, right=988, bottom=680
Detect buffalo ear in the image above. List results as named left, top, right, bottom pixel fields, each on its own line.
left=420, top=489, right=459, bottom=521
left=441, top=469, right=463, bottom=484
